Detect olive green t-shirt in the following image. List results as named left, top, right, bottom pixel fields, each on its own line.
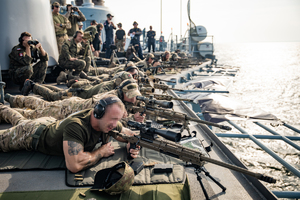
left=37, top=109, right=122, bottom=156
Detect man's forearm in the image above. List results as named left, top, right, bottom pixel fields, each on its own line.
left=64, top=140, right=104, bottom=173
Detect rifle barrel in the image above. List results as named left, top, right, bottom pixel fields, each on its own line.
left=130, top=106, right=231, bottom=130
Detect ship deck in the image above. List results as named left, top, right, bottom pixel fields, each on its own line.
left=0, top=61, right=276, bottom=200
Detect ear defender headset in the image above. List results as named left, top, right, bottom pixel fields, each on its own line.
left=117, top=79, right=136, bottom=100
left=94, top=96, right=122, bottom=119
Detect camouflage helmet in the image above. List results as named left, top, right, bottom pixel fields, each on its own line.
left=146, top=53, right=154, bottom=61
left=83, top=31, right=92, bottom=40
left=112, top=71, right=133, bottom=86
left=91, top=162, right=135, bottom=195
left=171, top=53, right=180, bottom=60
left=119, top=79, right=141, bottom=98
left=124, top=61, right=138, bottom=72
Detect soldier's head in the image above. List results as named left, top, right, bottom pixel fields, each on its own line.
left=97, top=23, right=104, bottom=31
left=112, top=71, right=133, bottom=86
left=73, top=30, right=84, bottom=43
left=149, top=26, right=152, bottom=30
left=171, top=53, right=180, bottom=61
left=133, top=21, right=138, bottom=28
left=52, top=2, right=60, bottom=13
left=66, top=4, right=72, bottom=12
left=146, top=53, right=155, bottom=63
left=119, top=79, right=141, bottom=103
left=93, top=94, right=125, bottom=133
left=162, top=51, right=170, bottom=61
left=19, top=32, right=32, bottom=46
left=124, top=62, right=138, bottom=79
left=91, top=20, right=98, bottom=26
left=78, top=22, right=83, bottom=30
left=107, top=13, right=114, bottom=20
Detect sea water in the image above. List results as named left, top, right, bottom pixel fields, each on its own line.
left=213, top=42, right=300, bottom=192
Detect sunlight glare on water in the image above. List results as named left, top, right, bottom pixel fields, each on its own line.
left=214, top=42, right=300, bottom=192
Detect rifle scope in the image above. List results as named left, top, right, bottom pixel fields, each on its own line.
left=136, top=96, right=173, bottom=108
left=128, top=120, right=181, bottom=142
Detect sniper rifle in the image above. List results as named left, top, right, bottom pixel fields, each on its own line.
left=117, top=120, right=276, bottom=198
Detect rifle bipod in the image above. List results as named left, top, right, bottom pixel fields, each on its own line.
left=194, top=166, right=226, bottom=200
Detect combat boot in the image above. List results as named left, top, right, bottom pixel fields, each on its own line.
left=4, top=93, right=17, bottom=108
left=79, top=71, right=89, bottom=79
left=66, top=70, right=79, bottom=81
left=21, top=79, right=34, bottom=96
left=108, top=62, right=116, bottom=68
left=56, top=71, right=67, bottom=85
left=67, top=79, right=78, bottom=88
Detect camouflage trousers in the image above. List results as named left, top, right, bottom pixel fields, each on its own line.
left=10, top=61, right=48, bottom=86
left=89, top=66, right=121, bottom=76
left=56, top=34, right=69, bottom=54
left=0, top=104, right=56, bottom=152
left=60, top=56, right=91, bottom=75
left=32, top=83, right=71, bottom=101
left=115, top=39, right=124, bottom=52
left=6, top=94, right=102, bottom=120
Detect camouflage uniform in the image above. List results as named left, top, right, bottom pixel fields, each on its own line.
left=65, top=10, right=86, bottom=37
left=0, top=104, right=56, bottom=152
left=28, top=72, right=133, bottom=101
left=8, top=44, right=49, bottom=85
left=52, top=12, right=71, bottom=54
left=88, top=65, right=123, bottom=76
left=6, top=81, right=141, bottom=122
left=59, top=38, right=91, bottom=75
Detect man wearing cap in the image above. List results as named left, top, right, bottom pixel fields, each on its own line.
left=128, top=21, right=143, bottom=60
left=104, top=13, right=116, bottom=59
left=0, top=94, right=140, bottom=173
left=64, top=4, right=86, bottom=38
left=147, top=26, right=156, bottom=53
left=115, top=23, right=125, bottom=52
left=52, top=1, right=71, bottom=54
left=58, top=30, right=91, bottom=78
left=78, top=22, right=83, bottom=30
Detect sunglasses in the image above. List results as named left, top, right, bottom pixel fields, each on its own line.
left=55, top=5, right=59, bottom=8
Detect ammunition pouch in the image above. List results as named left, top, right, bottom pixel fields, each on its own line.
left=31, top=124, right=46, bottom=151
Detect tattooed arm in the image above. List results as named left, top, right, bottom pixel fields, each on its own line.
left=63, top=140, right=115, bottom=173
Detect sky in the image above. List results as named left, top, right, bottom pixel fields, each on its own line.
left=71, top=0, right=300, bottom=43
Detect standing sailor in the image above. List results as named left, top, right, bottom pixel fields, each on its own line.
left=128, top=21, right=143, bottom=60
left=147, top=26, right=156, bottom=53
left=104, top=13, right=116, bottom=59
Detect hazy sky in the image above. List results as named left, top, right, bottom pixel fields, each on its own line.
left=104, top=0, right=300, bottom=43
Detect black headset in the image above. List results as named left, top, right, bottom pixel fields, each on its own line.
left=94, top=96, right=122, bottom=119
left=118, top=79, right=135, bottom=91
left=19, top=32, right=30, bottom=45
